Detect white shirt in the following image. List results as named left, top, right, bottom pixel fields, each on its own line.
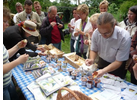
left=91, top=26, right=131, bottom=63
left=13, top=13, right=19, bottom=23
left=73, top=17, right=92, bottom=52
left=69, top=18, right=76, bottom=40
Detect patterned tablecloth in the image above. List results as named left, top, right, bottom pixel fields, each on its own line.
left=12, top=56, right=136, bottom=100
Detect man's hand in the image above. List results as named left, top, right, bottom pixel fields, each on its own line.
left=38, top=52, right=47, bottom=56
left=96, top=69, right=106, bottom=78
left=85, top=59, right=94, bottom=66
left=57, top=23, right=63, bottom=28
left=50, top=22, right=56, bottom=27
left=37, top=46, right=45, bottom=52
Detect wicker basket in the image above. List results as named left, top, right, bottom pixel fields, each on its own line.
left=57, top=87, right=92, bottom=100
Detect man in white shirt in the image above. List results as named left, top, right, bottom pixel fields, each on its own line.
left=85, top=12, right=131, bottom=79
left=13, top=2, right=23, bottom=23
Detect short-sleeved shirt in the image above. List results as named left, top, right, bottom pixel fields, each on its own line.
left=91, top=26, right=131, bottom=63
left=3, top=45, right=12, bottom=88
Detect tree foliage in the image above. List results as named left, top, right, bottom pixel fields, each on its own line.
left=3, top=0, right=137, bottom=23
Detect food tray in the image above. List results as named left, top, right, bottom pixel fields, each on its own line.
left=38, top=44, right=53, bottom=50
left=38, top=44, right=64, bottom=58
left=23, top=60, right=46, bottom=71
left=23, top=63, right=45, bottom=71
left=48, top=46, right=64, bottom=58
left=64, top=53, right=85, bottom=69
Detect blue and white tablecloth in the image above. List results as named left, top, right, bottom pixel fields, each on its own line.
left=12, top=56, right=136, bottom=100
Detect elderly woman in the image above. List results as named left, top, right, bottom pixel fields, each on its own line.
left=99, top=0, right=109, bottom=12
left=84, top=13, right=100, bottom=58
left=118, top=6, right=137, bottom=37
left=73, top=4, right=92, bottom=59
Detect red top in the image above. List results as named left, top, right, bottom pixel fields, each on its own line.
left=49, top=18, right=61, bottom=43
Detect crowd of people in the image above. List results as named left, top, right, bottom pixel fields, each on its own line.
left=3, top=0, right=137, bottom=99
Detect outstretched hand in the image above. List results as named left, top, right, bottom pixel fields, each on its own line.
left=17, top=39, right=27, bottom=49
left=37, top=46, right=46, bottom=52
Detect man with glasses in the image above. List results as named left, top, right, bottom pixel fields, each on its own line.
left=85, top=12, right=131, bottom=79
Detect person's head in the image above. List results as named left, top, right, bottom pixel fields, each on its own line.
left=48, top=6, right=57, bottom=20
left=97, top=12, right=115, bottom=39
left=19, top=20, right=39, bottom=37
left=34, top=1, right=42, bottom=14
left=3, top=6, right=10, bottom=32
left=77, top=4, right=89, bottom=21
left=99, top=0, right=109, bottom=13
left=15, top=2, right=23, bottom=13
left=72, top=7, right=80, bottom=20
left=24, top=0, right=33, bottom=14
left=90, top=13, right=100, bottom=30
left=127, top=5, right=137, bottom=23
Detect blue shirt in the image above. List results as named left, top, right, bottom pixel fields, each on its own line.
left=91, top=26, right=131, bottom=63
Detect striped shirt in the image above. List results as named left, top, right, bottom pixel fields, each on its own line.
left=3, top=45, right=12, bottom=88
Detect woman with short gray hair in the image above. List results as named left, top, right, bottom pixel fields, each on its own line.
left=73, top=4, right=92, bottom=59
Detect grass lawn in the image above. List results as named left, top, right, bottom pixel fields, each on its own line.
left=61, top=23, right=71, bottom=53
left=61, top=34, right=71, bottom=53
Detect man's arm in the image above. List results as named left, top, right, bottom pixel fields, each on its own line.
left=90, top=50, right=97, bottom=60
left=97, top=60, right=123, bottom=78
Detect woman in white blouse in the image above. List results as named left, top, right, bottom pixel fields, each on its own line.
left=68, top=7, right=80, bottom=52
left=73, top=4, right=92, bottom=59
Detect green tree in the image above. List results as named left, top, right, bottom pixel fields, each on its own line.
left=119, top=0, right=137, bottom=19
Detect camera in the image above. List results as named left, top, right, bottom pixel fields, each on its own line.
left=57, top=23, right=60, bottom=25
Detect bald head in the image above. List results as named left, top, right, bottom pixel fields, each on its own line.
left=48, top=6, right=57, bottom=20
left=48, top=6, right=57, bottom=13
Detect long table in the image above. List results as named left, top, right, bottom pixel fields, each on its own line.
left=12, top=56, right=137, bottom=100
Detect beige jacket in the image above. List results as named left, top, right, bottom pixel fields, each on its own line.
left=118, top=21, right=137, bottom=37
left=16, top=10, right=41, bottom=29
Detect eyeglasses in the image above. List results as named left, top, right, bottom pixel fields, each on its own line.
left=127, top=13, right=135, bottom=16
left=78, top=13, right=84, bottom=16
left=99, top=28, right=114, bottom=36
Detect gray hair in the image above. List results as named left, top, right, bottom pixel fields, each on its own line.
left=15, top=2, right=22, bottom=7
left=97, top=12, right=115, bottom=27
left=48, top=6, right=57, bottom=13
